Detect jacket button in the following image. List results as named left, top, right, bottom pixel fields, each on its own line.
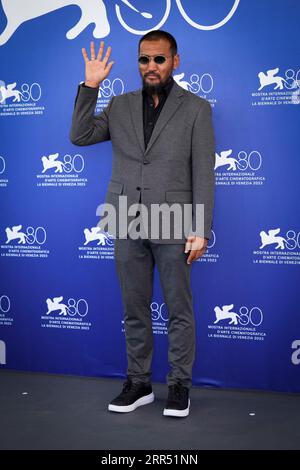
left=136, top=186, right=141, bottom=190
left=143, top=160, right=149, bottom=164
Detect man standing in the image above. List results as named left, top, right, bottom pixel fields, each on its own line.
left=70, top=31, right=215, bottom=418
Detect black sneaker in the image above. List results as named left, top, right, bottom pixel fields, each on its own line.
left=163, top=383, right=190, bottom=417
left=108, top=379, right=154, bottom=413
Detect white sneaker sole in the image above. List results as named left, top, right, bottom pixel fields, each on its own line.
left=108, top=392, right=155, bottom=413
left=163, top=399, right=190, bottom=417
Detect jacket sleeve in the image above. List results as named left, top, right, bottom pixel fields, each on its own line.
left=70, top=83, right=114, bottom=146
left=191, top=101, right=216, bottom=240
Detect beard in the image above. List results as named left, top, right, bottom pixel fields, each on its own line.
left=142, top=73, right=172, bottom=95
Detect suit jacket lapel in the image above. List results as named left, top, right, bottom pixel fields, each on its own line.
left=129, top=81, right=185, bottom=156
left=129, top=89, right=144, bottom=154
left=145, top=82, right=184, bottom=156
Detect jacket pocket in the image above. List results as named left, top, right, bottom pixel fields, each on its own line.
left=107, top=180, right=124, bottom=194
left=165, top=190, right=192, bottom=203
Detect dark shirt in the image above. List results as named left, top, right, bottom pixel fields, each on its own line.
left=142, top=76, right=174, bottom=149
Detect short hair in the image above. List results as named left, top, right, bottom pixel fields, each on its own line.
left=138, top=30, right=178, bottom=56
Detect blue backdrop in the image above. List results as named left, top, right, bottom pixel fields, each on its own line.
left=0, top=0, right=299, bottom=393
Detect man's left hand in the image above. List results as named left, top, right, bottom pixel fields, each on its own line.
left=185, top=236, right=208, bottom=264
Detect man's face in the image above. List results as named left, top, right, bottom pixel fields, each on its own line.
left=138, top=38, right=179, bottom=94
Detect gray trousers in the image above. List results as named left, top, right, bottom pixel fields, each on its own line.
left=114, top=237, right=195, bottom=389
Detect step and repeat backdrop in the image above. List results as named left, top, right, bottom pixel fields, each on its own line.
left=0, top=1, right=299, bottom=392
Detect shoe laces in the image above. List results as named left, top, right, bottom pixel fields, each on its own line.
left=122, top=380, right=132, bottom=393
left=169, top=383, right=187, bottom=400
left=122, top=379, right=141, bottom=394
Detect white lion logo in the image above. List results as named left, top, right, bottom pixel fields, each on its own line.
left=83, top=227, right=114, bottom=246
left=215, top=149, right=238, bottom=171
left=214, top=304, right=241, bottom=325
left=46, top=296, right=69, bottom=316
left=258, top=68, right=290, bottom=91
left=259, top=228, right=286, bottom=250
left=173, top=73, right=190, bottom=91
left=5, top=225, right=27, bottom=244
left=0, top=0, right=110, bottom=46
left=0, top=82, right=22, bottom=103
left=41, top=153, right=64, bottom=173
left=0, top=0, right=154, bottom=45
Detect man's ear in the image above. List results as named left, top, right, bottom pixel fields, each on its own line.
left=173, top=53, right=180, bottom=70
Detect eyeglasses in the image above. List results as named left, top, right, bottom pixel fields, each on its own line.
left=138, top=55, right=171, bottom=65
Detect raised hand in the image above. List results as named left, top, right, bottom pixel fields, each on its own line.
left=82, top=41, right=114, bottom=88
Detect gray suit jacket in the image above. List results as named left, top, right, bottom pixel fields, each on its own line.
left=70, top=80, right=215, bottom=243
